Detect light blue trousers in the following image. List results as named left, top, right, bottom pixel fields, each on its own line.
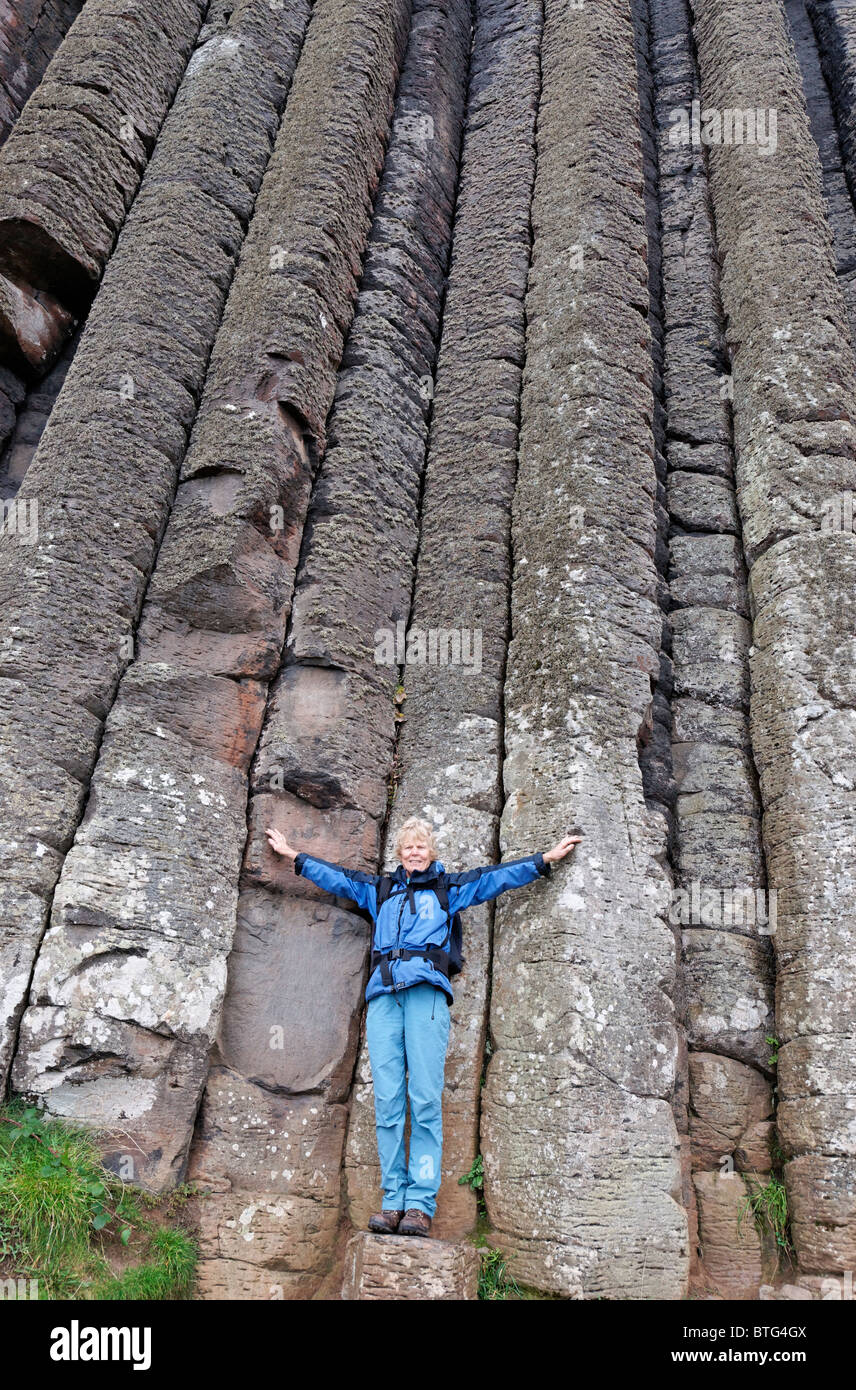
left=365, top=982, right=451, bottom=1217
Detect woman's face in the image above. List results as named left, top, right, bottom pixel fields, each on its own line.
left=399, top=836, right=432, bottom=874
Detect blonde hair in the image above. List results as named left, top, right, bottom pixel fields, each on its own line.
left=394, top=816, right=438, bottom=861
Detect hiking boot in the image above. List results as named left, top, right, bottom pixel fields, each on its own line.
left=368, top=1209, right=404, bottom=1234
left=398, top=1208, right=432, bottom=1237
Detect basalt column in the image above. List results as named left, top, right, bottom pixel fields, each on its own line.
left=1, top=0, right=312, bottom=1092
left=648, top=0, right=775, bottom=1299
left=0, top=0, right=208, bottom=378
left=0, top=0, right=86, bottom=446
left=691, top=0, right=856, bottom=1281
left=186, top=0, right=470, bottom=1300
left=0, top=3, right=87, bottom=147
left=789, top=0, right=856, bottom=336
left=344, top=0, right=542, bottom=1244
left=11, top=0, right=409, bottom=1189
left=481, top=0, right=689, bottom=1299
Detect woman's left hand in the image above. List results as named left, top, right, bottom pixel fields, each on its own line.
left=543, top=834, right=582, bottom=863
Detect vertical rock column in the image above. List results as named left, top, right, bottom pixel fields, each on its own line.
left=788, top=0, right=856, bottom=335
left=344, top=0, right=542, bottom=1244
left=0, top=0, right=208, bottom=378
left=0, top=3, right=86, bottom=146
left=810, top=0, right=856, bottom=234
left=0, top=0, right=312, bottom=1091
left=648, top=0, right=775, bottom=1299
left=0, top=0, right=86, bottom=447
left=185, top=0, right=470, bottom=1299
left=481, top=0, right=689, bottom=1299
left=691, top=0, right=856, bottom=1278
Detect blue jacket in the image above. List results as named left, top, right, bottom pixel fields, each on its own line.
left=293, top=850, right=551, bottom=1003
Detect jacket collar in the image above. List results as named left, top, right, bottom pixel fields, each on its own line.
left=396, top=859, right=442, bottom=883
left=394, top=860, right=443, bottom=914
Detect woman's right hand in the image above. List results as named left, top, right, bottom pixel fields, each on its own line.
left=266, top=826, right=297, bottom=862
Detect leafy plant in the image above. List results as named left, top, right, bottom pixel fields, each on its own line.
left=459, top=1154, right=484, bottom=1194
left=765, top=1034, right=779, bottom=1066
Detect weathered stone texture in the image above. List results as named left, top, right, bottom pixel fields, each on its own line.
left=1, top=0, right=313, bottom=1101
left=0, top=2, right=85, bottom=146
left=482, top=0, right=688, bottom=1299
left=342, top=1231, right=479, bottom=1299
left=0, top=326, right=78, bottom=500
left=691, top=0, right=856, bottom=1274
left=693, top=1169, right=764, bottom=1300
left=790, top=0, right=856, bottom=334
left=344, top=0, right=542, bottom=1245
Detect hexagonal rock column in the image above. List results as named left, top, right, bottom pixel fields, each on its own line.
left=691, top=0, right=856, bottom=1277
left=0, top=0, right=208, bottom=378
left=342, top=1232, right=479, bottom=1300
left=187, top=0, right=471, bottom=1299
left=0, top=3, right=85, bottom=147
left=344, top=0, right=543, bottom=1244
left=11, top=0, right=410, bottom=1190
left=481, top=0, right=689, bottom=1299
left=810, top=0, right=856, bottom=218
left=0, top=0, right=312, bottom=1095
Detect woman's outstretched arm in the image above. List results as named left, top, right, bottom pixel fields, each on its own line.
left=266, top=827, right=378, bottom=916
left=446, top=834, right=581, bottom=911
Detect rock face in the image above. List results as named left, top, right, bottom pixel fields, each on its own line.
left=2, top=0, right=856, bottom=1303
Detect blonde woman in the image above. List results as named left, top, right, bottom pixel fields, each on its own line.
left=266, top=816, right=580, bottom=1237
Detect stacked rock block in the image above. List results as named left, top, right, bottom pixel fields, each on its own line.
left=691, top=0, right=856, bottom=1281
left=788, top=0, right=856, bottom=335
left=810, top=0, right=856, bottom=229
left=647, top=0, right=775, bottom=1298
left=187, top=0, right=471, bottom=1299
left=344, top=0, right=542, bottom=1245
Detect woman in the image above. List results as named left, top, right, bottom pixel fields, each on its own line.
left=266, top=816, right=581, bottom=1237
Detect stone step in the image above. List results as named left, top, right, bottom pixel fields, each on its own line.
left=341, top=1231, right=479, bottom=1301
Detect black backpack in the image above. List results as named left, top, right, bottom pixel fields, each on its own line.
left=368, top=872, right=465, bottom=982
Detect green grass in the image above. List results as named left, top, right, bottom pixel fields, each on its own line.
left=738, top=1172, right=794, bottom=1264
left=0, top=1098, right=197, bottom=1300
left=476, top=1243, right=522, bottom=1300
